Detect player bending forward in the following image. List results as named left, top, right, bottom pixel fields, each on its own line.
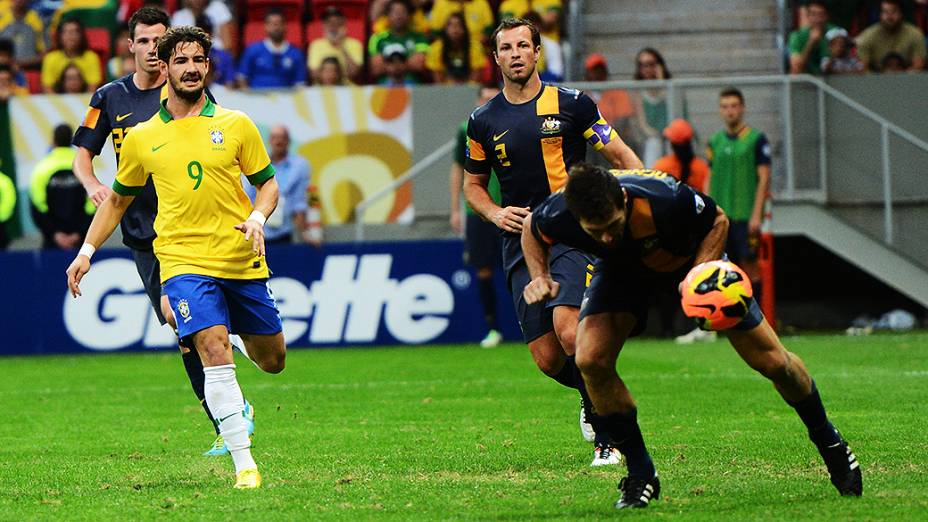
left=67, top=26, right=285, bottom=489
left=522, top=164, right=862, bottom=509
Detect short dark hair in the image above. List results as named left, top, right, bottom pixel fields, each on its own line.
left=129, top=6, right=170, bottom=40
left=386, top=0, right=411, bottom=16
left=564, top=163, right=625, bottom=223
left=157, top=25, right=211, bottom=63
left=807, top=0, right=829, bottom=11
left=53, top=123, right=73, bottom=148
left=719, top=86, right=744, bottom=104
left=491, top=18, right=541, bottom=53
left=264, top=8, right=284, bottom=21
left=882, top=0, right=904, bottom=10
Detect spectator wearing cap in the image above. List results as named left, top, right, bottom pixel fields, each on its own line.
left=171, top=0, right=234, bottom=52
left=820, top=27, right=863, bottom=75
left=41, top=19, right=102, bottom=93
left=379, top=43, right=418, bottom=86
left=856, top=0, right=926, bottom=72
left=195, top=15, right=236, bottom=87
left=788, top=0, right=839, bottom=75
left=308, top=6, right=364, bottom=85
left=238, top=9, right=308, bottom=89
left=0, top=0, right=47, bottom=69
left=368, top=0, right=429, bottom=82
left=425, top=12, right=487, bottom=84
left=653, top=119, right=710, bottom=193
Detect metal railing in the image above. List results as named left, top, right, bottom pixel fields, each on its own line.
left=352, top=75, right=928, bottom=246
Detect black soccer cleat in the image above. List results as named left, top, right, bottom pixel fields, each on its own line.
left=614, top=474, right=660, bottom=509
left=818, top=440, right=863, bottom=497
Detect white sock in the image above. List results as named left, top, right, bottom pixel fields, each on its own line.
left=203, top=364, right=256, bottom=473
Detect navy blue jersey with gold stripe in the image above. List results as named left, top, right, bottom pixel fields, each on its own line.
left=531, top=170, right=719, bottom=277
left=72, top=75, right=215, bottom=251
left=464, top=83, right=618, bottom=272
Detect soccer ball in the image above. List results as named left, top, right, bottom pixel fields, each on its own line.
left=680, top=260, right=753, bottom=331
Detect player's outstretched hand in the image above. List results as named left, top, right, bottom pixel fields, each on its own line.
left=235, top=219, right=266, bottom=257
left=492, top=206, right=530, bottom=233
left=66, top=255, right=91, bottom=298
left=524, top=275, right=560, bottom=305
left=87, top=182, right=113, bottom=208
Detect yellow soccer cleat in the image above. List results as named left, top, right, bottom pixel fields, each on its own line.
left=233, top=468, right=262, bottom=489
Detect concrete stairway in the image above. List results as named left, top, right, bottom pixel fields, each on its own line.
left=578, top=0, right=783, bottom=78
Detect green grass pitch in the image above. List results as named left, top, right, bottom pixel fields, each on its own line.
left=1, top=332, right=926, bottom=520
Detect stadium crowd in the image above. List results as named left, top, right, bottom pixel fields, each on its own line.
left=0, top=0, right=926, bottom=251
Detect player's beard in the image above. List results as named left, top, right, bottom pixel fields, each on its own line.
left=170, top=73, right=205, bottom=103
left=503, top=61, right=535, bottom=86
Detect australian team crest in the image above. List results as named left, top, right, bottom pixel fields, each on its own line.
left=540, top=117, right=561, bottom=135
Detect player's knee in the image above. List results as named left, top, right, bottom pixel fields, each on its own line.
left=257, top=349, right=286, bottom=374
left=555, top=324, right=577, bottom=353
left=575, top=348, right=611, bottom=379
left=750, top=351, right=790, bottom=381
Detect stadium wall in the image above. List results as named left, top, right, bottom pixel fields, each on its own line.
left=0, top=242, right=521, bottom=355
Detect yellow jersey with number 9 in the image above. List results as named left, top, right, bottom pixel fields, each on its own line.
left=113, top=98, right=276, bottom=283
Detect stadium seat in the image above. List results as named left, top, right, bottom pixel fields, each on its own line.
left=85, top=27, right=112, bottom=63
left=242, top=0, right=304, bottom=24
left=24, top=70, right=42, bottom=94
left=310, top=0, right=369, bottom=22
left=243, top=20, right=305, bottom=48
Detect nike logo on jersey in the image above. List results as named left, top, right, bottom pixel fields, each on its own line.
left=493, top=130, right=509, bottom=141
left=115, top=112, right=133, bottom=122
left=152, top=142, right=168, bottom=152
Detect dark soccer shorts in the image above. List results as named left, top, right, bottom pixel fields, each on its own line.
left=726, top=220, right=757, bottom=266
left=508, top=248, right=593, bottom=343
left=580, top=258, right=764, bottom=337
left=131, top=248, right=167, bottom=325
left=464, top=213, right=501, bottom=269
left=163, top=274, right=283, bottom=341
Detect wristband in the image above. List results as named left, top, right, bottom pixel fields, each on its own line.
left=78, top=243, right=96, bottom=259
left=247, top=210, right=267, bottom=226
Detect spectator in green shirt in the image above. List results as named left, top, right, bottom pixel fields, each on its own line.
left=368, top=0, right=429, bottom=82
left=788, top=0, right=838, bottom=75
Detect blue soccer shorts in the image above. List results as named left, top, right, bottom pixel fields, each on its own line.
left=163, top=274, right=283, bottom=340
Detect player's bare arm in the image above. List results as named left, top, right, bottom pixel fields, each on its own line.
left=72, top=146, right=113, bottom=207
left=66, top=192, right=136, bottom=297
left=235, top=176, right=279, bottom=257
left=449, top=161, right=464, bottom=234
left=749, top=164, right=770, bottom=236
left=599, top=135, right=644, bottom=170
left=521, top=213, right=559, bottom=304
left=692, top=206, right=728, bottom=267
left=463, top=170, right=529, bottom=233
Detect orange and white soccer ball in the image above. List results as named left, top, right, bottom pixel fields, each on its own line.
left=680, top=260, right=753, bottom=331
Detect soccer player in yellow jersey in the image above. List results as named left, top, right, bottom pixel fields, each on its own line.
left=66, top=26, right=284, bottom=490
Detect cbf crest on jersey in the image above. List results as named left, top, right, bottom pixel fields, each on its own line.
left=177, top=299, right=192, bottom=323
left=209, top=126, right=226, bottom=151
left=541, top=116, right=561, bottom=135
